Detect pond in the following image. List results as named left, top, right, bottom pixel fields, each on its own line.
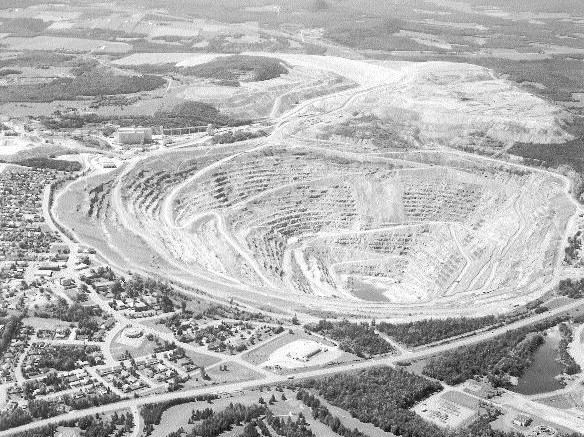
left=350, top=278, right=389, bottom=302
left=512, top=335, right=564, bottom=395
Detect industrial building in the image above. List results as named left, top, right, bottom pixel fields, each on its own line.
left=287, top=340, right=326, bottom=362
left=117, top=127, right=153, bottom=145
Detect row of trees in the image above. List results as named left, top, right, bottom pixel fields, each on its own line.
left=296, top=389, right=367, bottom=437
left=264, top=411, right=313, bottom=437
left=0, top=316, right=20, bottom=356
left=13, top=158, right=82, bottom=172
left=141, top=394, right=219, bottom=436
left=212, top=130, right=267, bottom=144
left=1, top=392, right=122, bottom=431
left=305, top=320, right=393, bottom=357
left=564, top=231, right=582, bottom=265
left=5, top=408, right=134, bottom=437
left=377, top=315, right=498, bottom=347
left=189, top=407, right=214, bottom=423
left=558, top=323, right=582, bottom=375
left=190, top=403, right=266, bottom=437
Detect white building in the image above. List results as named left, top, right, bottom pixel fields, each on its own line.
left=287, top=340, right=326, bottom=362
left=117, top=127, right=153, bottom=145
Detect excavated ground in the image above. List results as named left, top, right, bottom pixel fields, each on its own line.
left=55, top=55, right=579, bottom=319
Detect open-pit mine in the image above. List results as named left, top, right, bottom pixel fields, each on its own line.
left=54, top=55, right=577, bottom=320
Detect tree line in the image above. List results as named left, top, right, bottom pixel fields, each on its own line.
left=296, top=389, right=368, bottom=437
left=377, top=315, right=499, bottom=347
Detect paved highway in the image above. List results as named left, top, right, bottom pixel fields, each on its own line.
left=3, top=295, right=584, bottom=436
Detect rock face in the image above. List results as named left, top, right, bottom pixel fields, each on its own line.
left=168, top=147, right=573, bottom=311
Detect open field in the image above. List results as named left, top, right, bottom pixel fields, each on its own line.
left=412, top=390, right=478, bottom=429
left=147, top=387, right=378, bottom=437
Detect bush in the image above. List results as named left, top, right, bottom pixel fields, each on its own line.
left=12, top=158, right=82, bottom=172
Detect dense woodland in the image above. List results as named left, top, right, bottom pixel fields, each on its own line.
left=508, top=119, right=584, bottom=200
left=35, top=298, right=103, bottom=323
left=141, top=394, right=219, bottom=436
left=558, top=278, right=584, bottom=299
left=0, top=392, right=120, bottom=431
left=34, top=345, right=102, bottom=371
left=377, top=316, right=499, bottom=347
left=421, top=320, right=568, bottom=386
left=190, top=403, right=266, bottom=437
left=299, top=367, right=442, bottom=437
left=1, top=158, right=82, bottom=172
left=151, top=101, right=247, bottom=128
left=212, top=130, right=268, bottom=144
left=7, top=410, right=134, bottom=437
left=182, top=55, right=288, bottom=85
left=296, top=389, right=368, bottom=437
left=305, top=320, right=393, bottom=357
left=0, top=69, right=165, bottom=103
left=41, top=100, right=247, bottom=131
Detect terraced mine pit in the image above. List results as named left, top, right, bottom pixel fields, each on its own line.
left=54, top=56, right=578, bottom=319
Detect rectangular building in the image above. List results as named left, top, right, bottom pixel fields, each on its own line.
left=117, top=127, right=153, bottom=145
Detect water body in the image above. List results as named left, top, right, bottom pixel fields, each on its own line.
left=350, top=279, right=389, bottom=302
left=512, top=335, right=564, bottom=395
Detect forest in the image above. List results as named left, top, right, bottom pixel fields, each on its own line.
left=296, top=389, right=369, bottom=437
left=212, top=130, right=268, bottom=144
left=8, top=158, right=82, bottom=172
left=41, top=100, right=248, bottom=131
left=558, top=278, right=584, bottom=299
left=420, top=320, right=569, bottom=386
left=182, top=55, right=288, bottom=84
left=190, top=403, right=266, bottom=437
left=377, top=316, right=499, bottom=347
left=141, top=394, right=219, bottom=436
left=6, top=411, right=134, bottom=437
left=305, top=320, right=393, bottom=357
left=298, top=366, right=442, bottom=437
left=0, top=69, right=165, bottom=103
left=150, top=101, right=248, bottom=128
